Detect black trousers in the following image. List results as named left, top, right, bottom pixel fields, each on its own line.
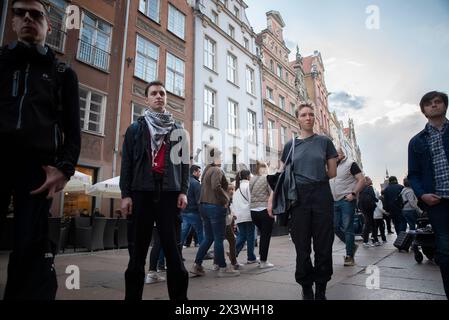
left=125, top=191, right=188, bottom=300
left=251, top=210, right=274, bottom=262
left=362, top=208, right=378, bottom=243
left=289, top=182, right=334, bottom=286
left=1, top=156, right=57, bottom=300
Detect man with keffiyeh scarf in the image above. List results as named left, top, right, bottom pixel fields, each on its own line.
left=120, top=81, right=190, bottom=300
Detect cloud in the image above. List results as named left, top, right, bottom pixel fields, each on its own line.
left=329, top=91, right=366, bottom=111
left=345, top=60, right=365, bottom=67
left=324, top=57, right=337, bottom=65
left=284, top=38, right=297, bottom=51
left=355, top=112, right=427, bottom=191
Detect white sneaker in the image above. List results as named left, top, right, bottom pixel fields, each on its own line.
left=145, top=271, right=166, bottom=284
left=212, top=264, right=219, bottom=271
left=363, top=242, right=374, bottom=248
left=217, top=266, right=240, bottom=277
left=259, top=261, right=274, bottom=269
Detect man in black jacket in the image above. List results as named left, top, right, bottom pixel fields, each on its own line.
left=383, top=176, right=406, bottom=235
left=120, top=80, right=190, bottom=300
left=0, top=0, right=80, bottom=300
left=180, top=165, right=203, bottom=248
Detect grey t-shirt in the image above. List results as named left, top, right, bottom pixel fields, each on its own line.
left=280, top=134, right=338, bottom=185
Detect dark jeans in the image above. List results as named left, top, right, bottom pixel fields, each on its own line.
left=333, top=199, right=356, bottom=257
left=236, top=221, right=257, bottom=262
left=125, top=191, right=188, bottom=300
left=362, top=208, right=378, bottom=243
left=374, top=218, right=386, bottom=242
left=251, top=210, right=274, bottom=262
left=384, top=214, right=393, bottom=233
left=181, top=212, right=203, bottom=246
left=402, top=209, right=418, bottom=231
left=391, top=210, right=407, bottom=235
left=195, top=203, right=227, bottom=267
left=427, top=199, right=449, bottom=299
left=290, top=182, right=334, bottom=286
left=2, top=158, right=57, bottom=300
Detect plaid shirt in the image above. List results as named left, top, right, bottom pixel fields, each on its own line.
left=426, top=119, right=449, bottom=198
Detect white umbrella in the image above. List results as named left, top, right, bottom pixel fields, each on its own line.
left=86, top=176, right=121, bottom=199
left=63, top=170, right=92, bottom=192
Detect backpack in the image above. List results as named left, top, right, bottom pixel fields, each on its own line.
left=393, top=190, right=408, bottom=211
left=358, top=187, right=376, bottom=212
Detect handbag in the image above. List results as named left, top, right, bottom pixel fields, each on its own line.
left=272, top=139, right=298, bottom=215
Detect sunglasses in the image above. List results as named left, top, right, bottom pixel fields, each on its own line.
left=11, top=8, right=46, bottom=20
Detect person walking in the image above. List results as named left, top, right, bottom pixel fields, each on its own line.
left=400, top=178, right=423, bottom=231
left=359, top=176, right=380, bottom=247
left=330, top=147, right=365, bottom=266
left=233, top=170, right=257, bottom=264
left=190, top=149, right=239, bottom=277
left=249, top=161, right=275, bottom=269
left=383, top=176, right=406, bottom=234
left=269, top=103, right=338, bottom=300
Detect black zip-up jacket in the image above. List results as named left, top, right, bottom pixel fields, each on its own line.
left=119, top=117, right=190, bottom=198
left=182, top=176, right=201, bottom=213
left=0, top=41, right=81, bottom=179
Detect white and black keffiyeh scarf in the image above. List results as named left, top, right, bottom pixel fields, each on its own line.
left=144, top=109, right=175, bottom=166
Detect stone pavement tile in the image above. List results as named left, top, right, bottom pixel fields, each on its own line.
left=326, top=283, right=446, bottom=300
left=339, top=272, right=446, bottom=296
left=377, top=251, right=435, bottom=268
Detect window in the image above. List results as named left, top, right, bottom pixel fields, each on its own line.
left=279, top=95, right=285, bottom=110
left=204, top=87, right=216, bottom=127
left=168, top=4, right=185, bottom=39
left=227, top=53, right=237, bottom=84
left=233, top=6, right=239, bottom=18
left=285, top=72, right=289, bottom=83
left=232, top=153, right=237, bottom=172
left=211, top=10, right=218, bottom=24
left=135, top=34, right=159, bottom=82
left=166, top=53, right=185, bottom=97
left=291, top=103, right=297, bottom=116
left=247, top=110, right=256, bottom=143
left=223, top=0, right=228, bottom=8
left=79, top=87, right=105, bottom=134
left=281, top=126, right=287, bottom=146
left=204, top=36, right=216, bottom=71
left=266, top=87, right=273, bottom=101
left=139, top=0, right=160, bottom=23
left=246, top=66, right=255, bottom=94
left=277, top=64, right=283, bottom=79
left=132, top=103, right=148, bottom=123
left=78, top=12, right=112, bottom=71
left=268, top=120, right=275, bottom=148
left=228, top=24, right=235, bottom=39
left=269, top=59, right=274, bottom=71
left=45, top=0, right=67, bottom=52
left=244, top=37, right=249, bottom=50
left=228, top=100, right=238, bottom=135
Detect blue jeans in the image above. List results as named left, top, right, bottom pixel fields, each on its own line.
left=333, top=199, right=356, bottom=257
left=181, top=212, right=204, bottom=246
left=402, top=209, right=417, bottom=231
left=427, top=199, right=449, bottom=299
left=236, top=221, right=257, bottom=261
left=194, top=204, right=227, bottom=267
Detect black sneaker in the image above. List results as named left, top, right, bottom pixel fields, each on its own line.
left=301, top=285, right=314, bottom=300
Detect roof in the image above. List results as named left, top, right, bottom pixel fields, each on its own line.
left=266, top=10, right=285, bottom=27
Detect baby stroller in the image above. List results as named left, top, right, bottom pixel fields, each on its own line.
left=407, top=211, right=436, bottom=263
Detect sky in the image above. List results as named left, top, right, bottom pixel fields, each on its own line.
left=245, top=0, right=449, bottom=190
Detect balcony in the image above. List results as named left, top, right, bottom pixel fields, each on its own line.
left=77, top=39, right=111, bottom=72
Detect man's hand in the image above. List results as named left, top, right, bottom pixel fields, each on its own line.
left=345, top=193, right=355, bottom=202
left=421, top=194, right=441, bottom=207
left=177, top=193, right=187, bottom=210
left=30, top=165, right=68, bottom=199
left=121, top=197, right=133, bottom=216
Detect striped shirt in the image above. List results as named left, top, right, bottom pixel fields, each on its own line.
left=426, top=119, right=449, bottom=198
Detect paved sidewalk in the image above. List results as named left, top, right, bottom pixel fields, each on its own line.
left=0, top=233, right=446, bottom=300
